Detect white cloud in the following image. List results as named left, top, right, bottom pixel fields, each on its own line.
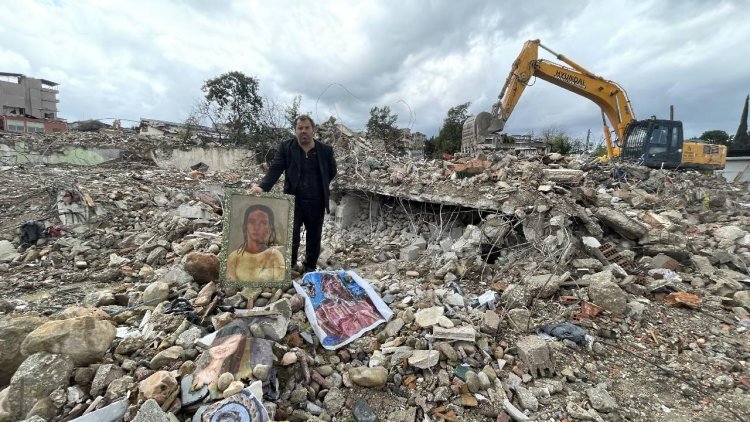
left=0, top=0, right=748, bottom=139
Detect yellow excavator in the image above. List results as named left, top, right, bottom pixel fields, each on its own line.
left=462, top=39, right=726, bottom=170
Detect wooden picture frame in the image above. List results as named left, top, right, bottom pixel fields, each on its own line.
left=220, top=190, right=295, bottom=288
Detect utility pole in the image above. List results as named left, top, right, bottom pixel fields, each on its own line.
left=584, top=129, right=591, bottom=152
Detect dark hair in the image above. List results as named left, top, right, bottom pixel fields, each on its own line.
left=294, top=115, right=315, bottom=129
left=215, top=322, right=249, bottom=340
left=237, top=204, right=277, bottom=253
left=211, top=321, right=250, bottom=375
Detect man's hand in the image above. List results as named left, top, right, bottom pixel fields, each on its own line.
left=249, top=185, right=263, bottom=194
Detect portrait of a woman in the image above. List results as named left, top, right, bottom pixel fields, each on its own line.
left=192, top=320, right=274, bottom=398
left=225, top=204, right=286, bottom=282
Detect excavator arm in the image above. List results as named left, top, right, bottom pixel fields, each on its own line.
left=462, top=39, right=636, bottom=159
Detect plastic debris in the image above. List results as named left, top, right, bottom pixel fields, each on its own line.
left=470, top=290, right=497, bottom=310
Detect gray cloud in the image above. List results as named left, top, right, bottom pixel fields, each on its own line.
left=1, top=0, right=748, bottom=141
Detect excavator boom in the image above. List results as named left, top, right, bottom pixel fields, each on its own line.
left=462, top=39, right=726, bottom=170
left=462, top=40, right=635, bottom=158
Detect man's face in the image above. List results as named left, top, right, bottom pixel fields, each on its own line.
left=295, top=119, right=314, bottom=145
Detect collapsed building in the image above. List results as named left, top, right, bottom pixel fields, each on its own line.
left=0, top=120, right=749, bottom=422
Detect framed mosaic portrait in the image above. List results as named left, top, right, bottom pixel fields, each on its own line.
left=220, top=190, right=295, bottom=288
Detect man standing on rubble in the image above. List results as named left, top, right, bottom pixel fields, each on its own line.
left=250, top=115, right=337, bottom=274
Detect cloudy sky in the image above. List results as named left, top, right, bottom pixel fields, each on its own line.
left=2, top=0, right=749, bottom=143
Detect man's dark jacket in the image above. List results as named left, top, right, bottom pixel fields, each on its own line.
left=259, top=138, right=337, bottom=212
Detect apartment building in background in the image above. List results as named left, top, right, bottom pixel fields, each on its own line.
left=0, top=72, right=68, bottom=133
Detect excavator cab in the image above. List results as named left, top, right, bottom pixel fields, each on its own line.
left=620, top=119, right=684, bottom=168
left=620, top=118, right=726, bottom=170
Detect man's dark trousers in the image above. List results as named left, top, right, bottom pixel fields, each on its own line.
left=292, top=198, right=326, bottom=272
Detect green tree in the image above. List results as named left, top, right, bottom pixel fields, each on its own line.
left=699, top=130, right=730, bottom=145
left=548, top=135, right=574, bottom=154
left=367, top=106, right=404, bottom=155
left=732, top=94, right=750, bottom=151
left=435, top=102, right=470, bottom=155
left=201, top=71, right=263, bottom=145
left=540, top=126, right=576, bottom=154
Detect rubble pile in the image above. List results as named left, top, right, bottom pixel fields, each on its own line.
left=0, top=124, right=749, bottom=422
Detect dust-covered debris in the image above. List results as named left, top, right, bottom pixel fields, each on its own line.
left=0, top=125, right=749, bottom=422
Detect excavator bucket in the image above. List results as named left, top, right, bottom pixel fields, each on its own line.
left=461, top=116, right=480, bottom=153
left=461, top=112, right=505, bottom=153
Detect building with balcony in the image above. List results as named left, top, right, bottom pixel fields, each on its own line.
left=0, top=72, right=67, bottom=133
left=0, top=72, right=60, bottom=119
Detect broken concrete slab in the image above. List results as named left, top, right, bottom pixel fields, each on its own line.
left=595, top=208, right=648, bottom=240
left=399, top=245, right=421, bottom=262
left=588, top=279, right=628, bottom=315
left=523, top=273, right=563, bottom=299
left=430, top=326, right=477, bottom=342
left=713, top=225, right=746, bottom=242
left=415, top=306, right=444, bottom=328
left=132, top=399, right=170, bottom=422
left=507, top=308, right=532, bottom=332
left=572, top=258, right=604, bottom=273
left=481, top=310, right=501, bottom=334
left=543, top=168, right=584, bottom=184
left=408, top=350, right=440, bottom=369
left=649, top=254, right=681, bottom=271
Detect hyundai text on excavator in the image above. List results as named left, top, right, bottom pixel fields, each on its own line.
left=462, top=39, right=726, bottom=170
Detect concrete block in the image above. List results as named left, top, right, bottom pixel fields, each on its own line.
left=517, top=335, right=555, bottom=379
left=400, top=245, right=421, bottom=262
left=650, top=253, right=680, bottom=271
left=412, top=237, right=428, bottom=250
left=481, top=310, right=500, bottom=334
left=543, top=168, right=584, bottom=184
